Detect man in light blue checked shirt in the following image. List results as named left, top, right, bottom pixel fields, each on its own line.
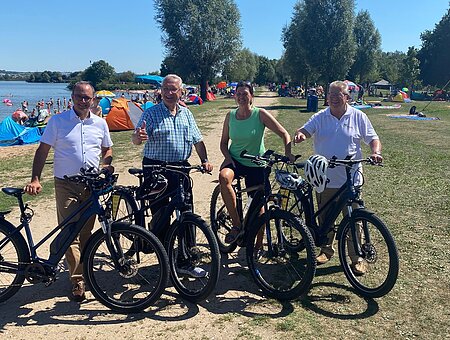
left=132, top=74, right=213, bottom=216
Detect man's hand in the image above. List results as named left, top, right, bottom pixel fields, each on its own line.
left=24, top=180, right=42, bottom=196
left=202, top=161, right=213, bottom=173
left=294, top=129, right=307, bottom=144
left=370, top=152, right=383, bottom=164
left=133, top=121, right=148, bottom=144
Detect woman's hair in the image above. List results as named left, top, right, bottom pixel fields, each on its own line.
left=236, top=81, right=254, bottom=96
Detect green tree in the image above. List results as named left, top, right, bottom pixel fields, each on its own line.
left=348, top=10, right=381, bottom=83
left=222, top=48, right=258, bottom=82
left=155, top=0, right=241, bottom=100
left=118, top=71, right=136, bottom=83
left=281, top=2, right=317, bottom=85
left=254, top=56, right=277, bottom=85
left=378, top=51, right=405, bottom=85
left=417, top=6, right=450, bottom=87
left=400, top=47, right=421, bottom=91
left=82, top=60, right=115, bottom=89
left=283, top=0, right=356, bottom=102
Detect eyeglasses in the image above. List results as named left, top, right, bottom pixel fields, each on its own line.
left=73, top=94, right=93, bottom=101
left=162, top=87, right=180, bottom=94
left=328, top=92, right=347, bottom=98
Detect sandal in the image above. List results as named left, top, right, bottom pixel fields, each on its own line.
left=225, top=226, right=242, bottom=244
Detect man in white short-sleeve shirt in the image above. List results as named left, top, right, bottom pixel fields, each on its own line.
left=294, top=80, right=383, bottom=275
left=25, top=81, right=113, bottom=302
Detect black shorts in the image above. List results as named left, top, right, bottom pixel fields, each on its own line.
left=222, top=158, right=270, bottom=193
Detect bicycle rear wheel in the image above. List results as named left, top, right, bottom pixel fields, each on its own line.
left=246, top=209, right=316, bottom=300
left=0, top=221, right=30, bottom=302
left=165, top=213, right=220, bottom=302
left=210, top=184, right=238, bottom=253
left=338, top=209, right=399, bottom=298
left=83, top=222, right=169, bottom=313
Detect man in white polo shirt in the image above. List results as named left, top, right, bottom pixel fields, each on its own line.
left=294, top=80, right=383, bottom=275
left=25, top=81, right=113, bottom=302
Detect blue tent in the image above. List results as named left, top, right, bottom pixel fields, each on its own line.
left=99, top=97, right=112, bottom=115
left=135, top=75, right=164, bottom=87
left=0, top=116, right=43, bottom=146
left=141, top=101, right=155, bottom=110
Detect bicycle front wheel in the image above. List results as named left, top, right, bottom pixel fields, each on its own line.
left=0, top=221, right=30, bottom=302
left=165, top=213, right=220, bottom=302
left=246, top=209, right=316, bottom=300
left=210, top=184, right=238, bottom=254
left=83, top=222, right=169, bottom=313
left=338, top=209, right=399, bottom=298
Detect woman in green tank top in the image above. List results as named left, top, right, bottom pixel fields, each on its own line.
left=218, top=81, right=294, bottom=243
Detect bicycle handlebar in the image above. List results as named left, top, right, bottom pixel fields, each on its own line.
left=327, top=157, right=382, bottom=168
left=143, top=164, right=212, bottom=175
left=64, top=168, right=118, bottom=192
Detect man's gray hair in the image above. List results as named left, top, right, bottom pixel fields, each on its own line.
left=329, top=80, right=349, bottom=95
left=163, top=74, right=183, bottom=86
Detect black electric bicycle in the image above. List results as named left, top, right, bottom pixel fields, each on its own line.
left=106, top=164, right=220, bottom=302
left=210, top=150, right=316, bottom=300
left=277, top=153, right=399, bottom=298
left=0, top=169, right=169, bottom=313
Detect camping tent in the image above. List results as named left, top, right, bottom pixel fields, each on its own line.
left=0, top=116, right=43, bottom=146
left=135, top=75, right=164, bottom=87
left=105, top=97, right=143, bottom=131
left=370, top=79, right=393, bottom=95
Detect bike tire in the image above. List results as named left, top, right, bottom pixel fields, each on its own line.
left=0, top=221, right=30, bottom=302
left=106, top=187, right=142, bottom=226
left=246, top=209, right=316, bottom=300
left=165, top=213, right=220, bottom=302
left=83, top=222, right=169, bottom=313
left=338, top=209, right=399, bottom=298
left=278, top=191, right=313, bottom=252
left=209, top=184, right=238, bottom=253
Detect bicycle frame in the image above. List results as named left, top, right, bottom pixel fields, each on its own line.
left=289, top=160, right=368, bottom=255
left=0, top=182, right=112, bottom=271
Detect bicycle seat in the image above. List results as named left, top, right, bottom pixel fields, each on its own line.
left=2, top=188, right=23, bottom=197
left=128, top=168, right=144, bottom=176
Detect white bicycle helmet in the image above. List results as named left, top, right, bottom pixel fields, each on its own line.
left=275, top=170, right=304, bottom=190
left=304, top=155, right=328, bottom=193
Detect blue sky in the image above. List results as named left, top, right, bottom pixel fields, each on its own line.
left=0, top=0, right=448, bottom=74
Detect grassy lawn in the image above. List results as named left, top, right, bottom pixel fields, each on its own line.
left=263, top=95, right=450, bottom=339
left=0, top=91, right=448, bottom=338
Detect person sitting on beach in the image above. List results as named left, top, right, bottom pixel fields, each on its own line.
left=90, top=96, right=103, bottom=117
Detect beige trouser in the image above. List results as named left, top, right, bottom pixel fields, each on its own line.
left=55, top=178, right=96, bottom=284
left=316, top=188, right=362, bottom=262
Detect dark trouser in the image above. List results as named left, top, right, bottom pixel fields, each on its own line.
left=142, top=157, right=194, bottom=261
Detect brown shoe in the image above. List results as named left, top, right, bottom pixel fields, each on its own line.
left=71, top=281, right=86, bottom=302
left=316, top=252, right=332, bottom=265
left=350, top=260, right=368, bottom=276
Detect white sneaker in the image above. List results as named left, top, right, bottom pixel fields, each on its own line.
left=177, top=265, right=207, bottom=278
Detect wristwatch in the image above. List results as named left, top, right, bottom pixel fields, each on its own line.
left=201, top=158, right=209, bottom=163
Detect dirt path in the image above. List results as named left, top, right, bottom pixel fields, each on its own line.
left=0, top=92, right=288, bottom=340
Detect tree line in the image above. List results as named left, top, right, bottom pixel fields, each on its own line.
left=154, top=0, right=450, bottom=100
left=3, top=1, right=449, bottom=101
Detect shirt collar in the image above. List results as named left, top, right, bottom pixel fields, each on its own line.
left=69, top=108, right=94, bottom=122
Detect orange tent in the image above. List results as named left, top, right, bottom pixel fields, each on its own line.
left=105, top=97, right=143, bottom=131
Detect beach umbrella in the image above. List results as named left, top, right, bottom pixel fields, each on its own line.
left=95, top=90, right=116, bottom=98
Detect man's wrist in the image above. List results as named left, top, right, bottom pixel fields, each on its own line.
left=201, top=158, right=209, bottom=163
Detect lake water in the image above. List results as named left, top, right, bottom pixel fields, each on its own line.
left=0, top=81, right=71, bottom=121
